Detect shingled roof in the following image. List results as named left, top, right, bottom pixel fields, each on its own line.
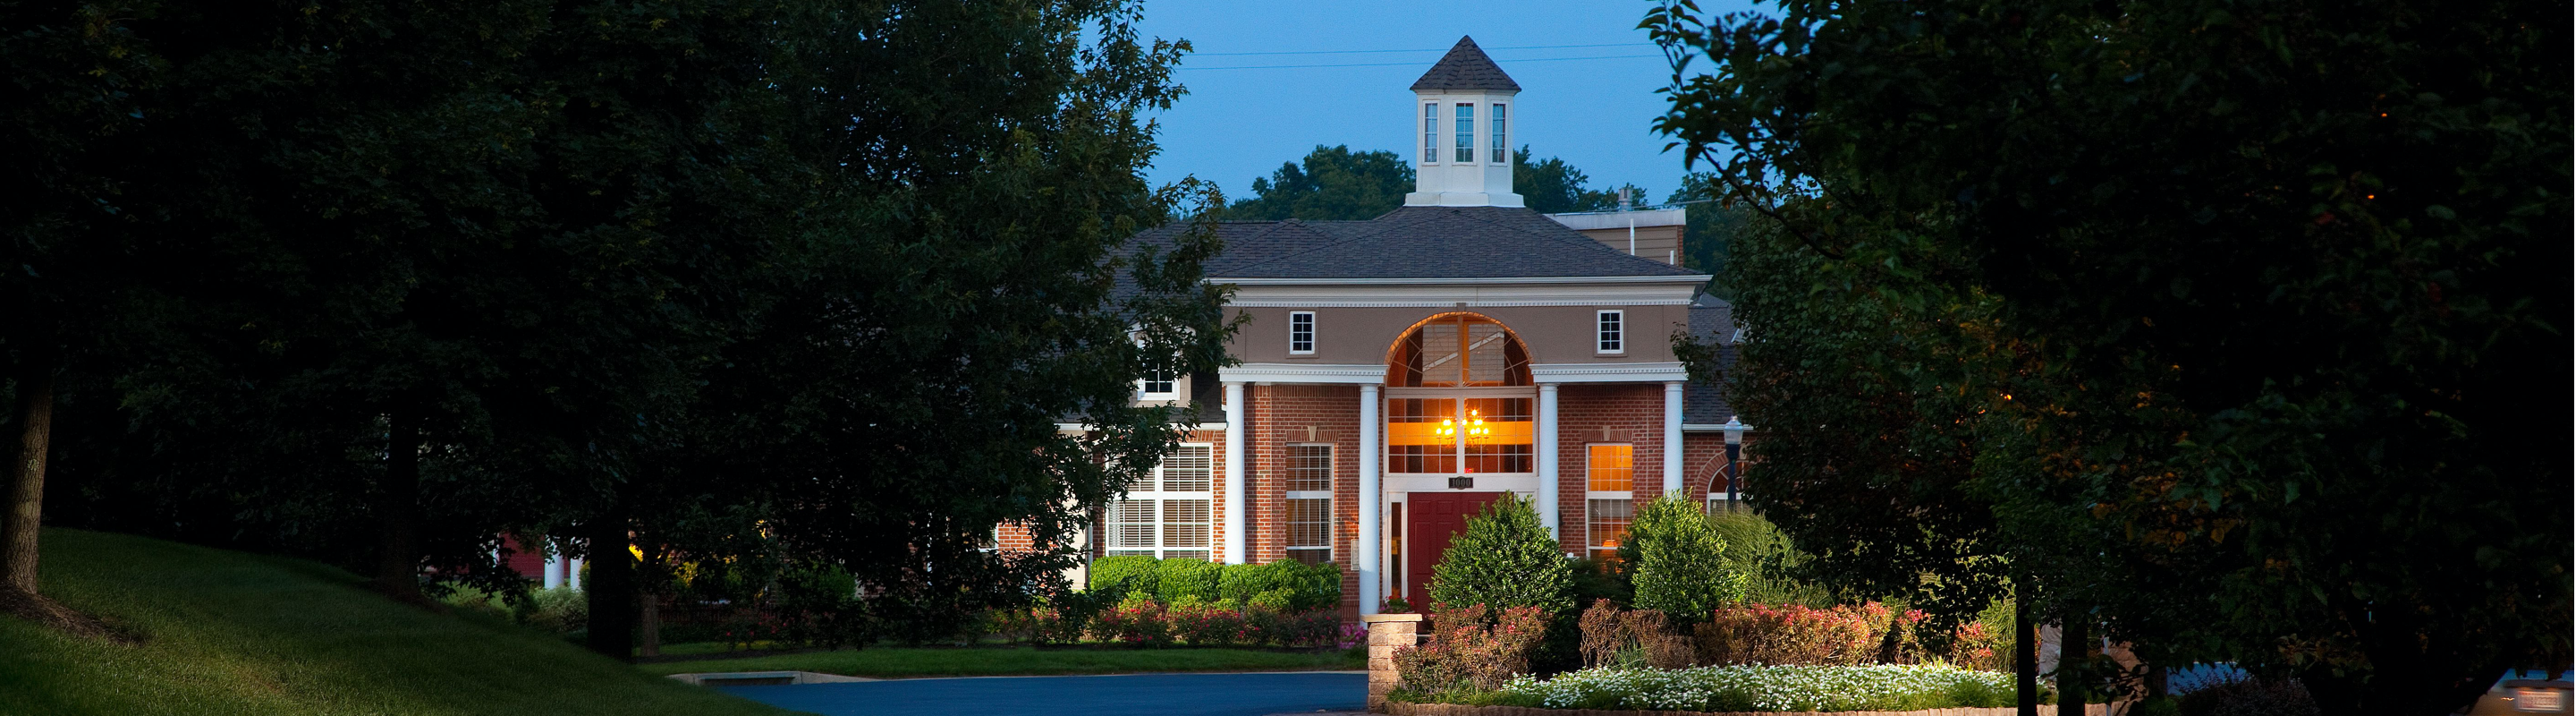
left=1188, top=206, right=1702, bottom=280
left=1410, top=36, right=1521, bottom=92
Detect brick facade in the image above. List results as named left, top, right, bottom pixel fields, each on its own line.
left=1552, top=383, right=1673, bottom=554
left=1061, top=381, right=1739, bottom=621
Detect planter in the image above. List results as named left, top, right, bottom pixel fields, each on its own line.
left=1383, top=703, right=2116, bottom=716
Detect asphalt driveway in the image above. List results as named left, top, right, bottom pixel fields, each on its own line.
left=716, top=671, right=1366, bottom=716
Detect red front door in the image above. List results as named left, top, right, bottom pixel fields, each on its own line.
left=1404, top=491, right=1503, bottom=601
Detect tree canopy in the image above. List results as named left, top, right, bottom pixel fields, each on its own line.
left=1654, top=0, right=2569, bottom=712
left=1222, top=145, right=1413, bottom=220
left=1, top=0, right=1228, bottom=659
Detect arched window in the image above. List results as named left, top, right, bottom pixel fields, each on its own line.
left=1385, top=313, right=1531, bottom=388
left=1385, top=313, right=1535, bottom=476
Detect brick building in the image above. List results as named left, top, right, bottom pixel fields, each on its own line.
left=1058, top=37, right=1749, bottom=620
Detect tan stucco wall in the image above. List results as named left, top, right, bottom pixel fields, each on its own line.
left=1573, top=225, right=1683, bottom=266
left=1226, top=304, right=1688, bottom=364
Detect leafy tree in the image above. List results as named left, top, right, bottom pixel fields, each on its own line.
left=1666, top=174, right=1752, bottom=300
left=1428, top=493, right=1574, bottom=616
left=1651, top=0, right=2570, bottom=713
left=1623, top=495, right=1746, bottom=622
left=1223, top=145, right=1412, bottom=220
left=1512, top=147, right=1644, bottom=215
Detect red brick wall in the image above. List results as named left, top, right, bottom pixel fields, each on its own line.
left=1553, top=384, right=1672, bottom=555
left=1249, top=384, right=1366, bottom=620
left=1680, top=433, right=1735, bottom=503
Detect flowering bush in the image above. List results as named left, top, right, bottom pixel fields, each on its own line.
left=1394, top=602, right=1552, bottom=695
left=1579, top=600, right=1692, bottom=669
left=1492, top=663, right=2024, bottom=712
left=1275, top=608, right=1343, bottom=647
left=1166, top=601, right=1248, bottom=645
left=1337, top=622, right=1368, bottom=650
left=1090, top=596, right=1173, bottom=646
left=1693, top=602, right=1886, bottom=666
left=1948, top=619, right=2012, bottom=671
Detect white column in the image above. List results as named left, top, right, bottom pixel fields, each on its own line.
left=1356, top=382, right=1382, bottom=616
left=567, top=558, right=584, bottom=592
left=1536, top=383, right=1561, bottom=539
left=1663, top=381, right=1686, bottom=493
left=1223, top=381, right=1248, bottom=565
left=542, top=542, right=565, bottom=590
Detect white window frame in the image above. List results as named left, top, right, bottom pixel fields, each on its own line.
left=1287, top=311, right=1317, bottom=355
left=1138, top=371, right=1177, bottom=400
left=1584, top=442, right=1637, bottom=559
left=1489, top=103, right=1508, bottom=164
left=1284, top=443, right=1334, bottom=563
left=1106, top=443, right=1214, bottom=560
left=1596, top=310, right=1625, bottom=354
left=1453, top=103, right=1476, bottom=164
left=1422, top=102, right=1440, bottom=165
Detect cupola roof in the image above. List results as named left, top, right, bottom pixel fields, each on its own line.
left=1409, top=36, right=1521, bottom=92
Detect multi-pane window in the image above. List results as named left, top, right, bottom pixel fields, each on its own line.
left=1385, top=398, right=1459, bottom=473
left=1285, top=445, right=1332, bottom=564
left=1423, top=103, right=1440, bottom=164
left=1106, top=444, right=1213, bottom=560
left=1289, top=311, right=1316, bottom=354
left=1587, top=499, right=1634, bottom=559
left=1386, top=396, right=1534, bottom=475
left=1596, top=311, right=1624, bottom=354
left=1462, top=397, right=1534, bottom=473
left=1587, top=444, right=1636, bottom=559
left=1489, top=104, right=1507, bottom=162
left=1453, top=103, right=1476, bottom=163
left=1139, top=371, right=1176, bottom=398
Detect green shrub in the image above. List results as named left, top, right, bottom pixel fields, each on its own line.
left=1707, top=511, right=1835, bottom=607
left=1629, top=496, right=1746, bottom=622
left=1156, top=558, right=1223, bottom=601
left=1428, top=493, right=1573, bottom=616
left=1089, top=555, right=1159, bottom=594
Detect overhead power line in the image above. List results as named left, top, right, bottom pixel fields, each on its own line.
left=1182, top=54, right=1663, bottom=71
left=1191, top=42, right=1652, bottom=56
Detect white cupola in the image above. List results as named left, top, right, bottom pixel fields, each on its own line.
left=1404, top=37, right=1524, bottom=209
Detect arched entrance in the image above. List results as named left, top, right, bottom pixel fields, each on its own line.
left=1382, top=312, right=1536, bottom=600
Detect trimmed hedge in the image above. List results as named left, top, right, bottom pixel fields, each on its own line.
left=1156, top=558, right=1224, bottom=602
left=1089, top=555, right=1160, bottom=595
left=1089, top=557, right=1343, bottom=612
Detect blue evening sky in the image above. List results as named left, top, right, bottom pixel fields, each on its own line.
left=1135, top=0, right=1761, bottom=206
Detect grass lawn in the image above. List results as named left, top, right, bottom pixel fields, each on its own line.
left=0, top=528, right=792, bottom=716
left=640, top=644, right=1366, bottom=678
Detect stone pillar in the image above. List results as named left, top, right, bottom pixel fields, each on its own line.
left=1357, top=382, right=1382, bottom=616
left=1363, top=612, right=1423, bottom=712
left=1224, top=381, right=1247, bottom=565
left=1536, top=382, right=1560, bottom=539
left=1662, top=381, right=1685, bottom=493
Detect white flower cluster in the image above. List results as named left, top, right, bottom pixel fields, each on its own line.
left=1498, top=663, right=2018, bottom=712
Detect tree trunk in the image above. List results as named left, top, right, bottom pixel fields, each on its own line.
left=372, top=404, right=424, bottom=601
left=2016, top=597, right=2038, bottom=716
left=583, top=512, right=636, bottom=661
left=2059, top=610, right=2089, bottom=716
left=639, top=589, right=661, bottom=657
left=2, top=369, right=55, bottom=595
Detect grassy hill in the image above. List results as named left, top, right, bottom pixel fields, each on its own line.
left=0, top=529, right=795, bottom=716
